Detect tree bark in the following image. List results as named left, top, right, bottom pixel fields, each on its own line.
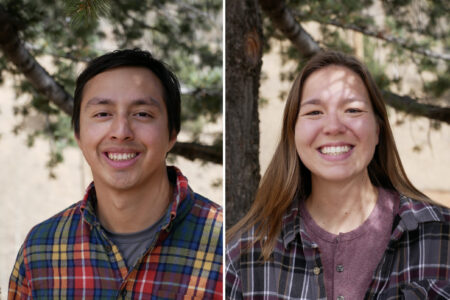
left=258, top=0, right=450, bottom=124
left=259, top=0, right=320, bottom=58
left=226, top=0, right=263, bottom=228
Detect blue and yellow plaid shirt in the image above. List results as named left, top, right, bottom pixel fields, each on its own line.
left=9, top=166, right=223, bottom=299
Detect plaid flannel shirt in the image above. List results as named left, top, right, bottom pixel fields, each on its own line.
left=9, top=166, right=223, bottom=299
left=226, top=193, right=450, bottom=299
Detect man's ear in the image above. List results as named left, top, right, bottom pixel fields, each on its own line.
left=167, top=130, right=177, bottom=152
left=74, top=131, right=81, bottom=147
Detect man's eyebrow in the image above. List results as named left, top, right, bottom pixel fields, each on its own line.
left=131, top=97, right=162, bottom=109
left=84, top=97, right=113, bottom=110
left=83, top=97, right=162, bottom=110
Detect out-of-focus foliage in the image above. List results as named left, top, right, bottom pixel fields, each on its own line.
left=0, top=0, right=222, bottom=176
left=265, top=0, right=449, bottom=107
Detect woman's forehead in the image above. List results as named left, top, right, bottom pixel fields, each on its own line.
left=301, top=66, right=369, bottom=104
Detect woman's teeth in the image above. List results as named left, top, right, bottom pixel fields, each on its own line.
left=319, top=146, right=351, bottom=155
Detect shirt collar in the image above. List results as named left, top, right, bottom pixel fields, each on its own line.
left=280, top=190, right=447, bottom=248
left=393, top=194, right=446, bottom=236
left=79, top=166, right=192, bottom=229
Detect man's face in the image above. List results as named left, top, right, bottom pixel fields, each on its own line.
left=76, top=66, right=176, bottom=192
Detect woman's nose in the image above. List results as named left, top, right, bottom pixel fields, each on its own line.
left=322, top=113, right=346, bottom=135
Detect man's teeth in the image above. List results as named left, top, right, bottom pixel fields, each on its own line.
left=320, top=146, right=351, bottom=155
left=108, top=153, right=137, bottom=161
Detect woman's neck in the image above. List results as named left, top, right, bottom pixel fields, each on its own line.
left=305, top=173, right=378, bottom=235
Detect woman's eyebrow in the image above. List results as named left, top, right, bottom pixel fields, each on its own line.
left=300, top=98, right=321, bottom=107
left=301, top=97, right=368, bottom=107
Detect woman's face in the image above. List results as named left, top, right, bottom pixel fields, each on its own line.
left=294, top=65, right=379, bottom=184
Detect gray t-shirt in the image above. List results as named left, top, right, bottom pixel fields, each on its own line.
left=103, top=207, right=171, bottom=269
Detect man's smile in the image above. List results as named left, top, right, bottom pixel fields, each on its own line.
left=106, top=152, right=139, bottom=161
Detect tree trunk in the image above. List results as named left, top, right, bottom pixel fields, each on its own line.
left=226, top=0, right=263, bottom=228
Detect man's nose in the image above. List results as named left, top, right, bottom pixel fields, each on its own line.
left=110, top=116, right=134, bottom=141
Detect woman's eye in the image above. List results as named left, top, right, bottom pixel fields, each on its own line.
left=306, top=110, right=321, bottom=116
left=346, top=108, right=362, bottom=113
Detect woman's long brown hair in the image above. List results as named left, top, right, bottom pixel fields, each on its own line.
left=227, top=50, right=431, bottom=261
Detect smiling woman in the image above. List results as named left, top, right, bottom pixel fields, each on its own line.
left=295, top=65, right=379, bottom=187
left=226, top=51, right=450, bottom=299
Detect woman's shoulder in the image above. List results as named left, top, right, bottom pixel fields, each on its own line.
left=227, top=226, right=257, bottom=254
left=398, top=194, right=450, bottom=224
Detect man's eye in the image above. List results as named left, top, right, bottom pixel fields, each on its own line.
left=94, top=112, right=110, bottom=118
left=135, top=112, right=153, bottom=118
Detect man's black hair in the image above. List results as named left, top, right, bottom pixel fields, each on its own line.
left=72, top=49, right=181, bottom=137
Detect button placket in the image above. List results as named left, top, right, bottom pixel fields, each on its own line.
left=313, top=267, right=321, bottom=275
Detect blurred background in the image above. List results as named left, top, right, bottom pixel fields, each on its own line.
left=1, top=0, right=450, bottom=297
left=0, top=0, right=222, bottom=296
left=226, top=0, right=449, bottom=226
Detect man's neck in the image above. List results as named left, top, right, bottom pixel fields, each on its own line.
left=305, top=173, right=378, bottom=235
left=94, top=168, right=174, bottom=234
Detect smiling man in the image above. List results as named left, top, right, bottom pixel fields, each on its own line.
left=9, top=49, right=223, bottom=299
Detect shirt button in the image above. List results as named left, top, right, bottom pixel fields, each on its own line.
left=313, top=267, right=321, bottom=275
left=336, top=264, right=344, bottom=272
left=337, top=296, right=344, bottom=300
left=121, top=289, right=127, bottom=297
left=104, top=245, right=112, bottom=252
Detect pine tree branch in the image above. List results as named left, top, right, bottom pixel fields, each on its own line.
left=383, top=91, right=450, bottom=124
left=0, top=5, right=74, bottom=115
left=170, top=142, right=222, bottom=164
left=175, top=1, right=216, bottom=25
left=258, top=0, right=450, bottom=124
left=258, top=0, right=320, bottom=58
left=294, top=13, right=450, bottom=61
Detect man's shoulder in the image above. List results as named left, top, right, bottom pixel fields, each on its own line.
left=192, top=192, right=222, bottom=212
left=187, top=192, right=223, bottom=224
left=170, top=191, right=222, bottom=240
left=22, top=201, right=83, bottom=248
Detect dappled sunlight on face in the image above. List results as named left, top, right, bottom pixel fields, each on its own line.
left=294, top=65, right=379, bottom=185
